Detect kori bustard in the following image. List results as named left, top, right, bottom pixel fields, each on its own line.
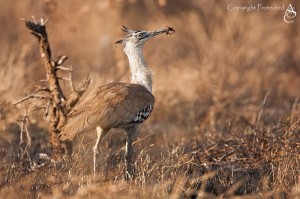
left=60, top=26, right=175, bottom=179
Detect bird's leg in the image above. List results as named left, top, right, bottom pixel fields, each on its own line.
left=125, top=127, right=135, bottom=180
left=93, top=127, right=108, bottom=178
left=64, top=141, right=73, bottom=158
left=125, top=132, right=133, bottom=180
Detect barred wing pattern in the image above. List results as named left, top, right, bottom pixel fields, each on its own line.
left=60, top=82, right=155, bottom=141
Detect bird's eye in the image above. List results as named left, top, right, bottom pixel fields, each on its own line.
left=137, top=32, right=144, bottom=38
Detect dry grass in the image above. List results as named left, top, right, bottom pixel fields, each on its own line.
left=1, top=0, right=300, bottom=198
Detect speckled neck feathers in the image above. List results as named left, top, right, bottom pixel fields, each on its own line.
left=123, top=42, right=153, bottom=93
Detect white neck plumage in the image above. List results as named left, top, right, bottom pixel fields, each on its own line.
left=124, top=42, right=153, bottom=93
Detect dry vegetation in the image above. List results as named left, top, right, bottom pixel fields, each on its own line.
left=1, top=0, right=300, bottom=198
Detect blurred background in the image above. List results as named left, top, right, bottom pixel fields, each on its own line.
left=1, top=0, right=299, bottom=137
left=0, top=0, right=300, bottom=197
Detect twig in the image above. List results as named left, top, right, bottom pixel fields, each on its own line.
left=256, top=91, right=270, bottom=125
left=217, top=150, right=235, bottom=162
left=65, top=75, right=91, bottom=111
left=68, top=68, right=75, bottom=92
left=44, top=100, right=51, bottom=119
left=57, top=77, right=71, bottom=81
left=14, top=88, right=51, bottom=105
left=40, top=79, right=48, bottom=82
left=17, top=111, right=32, bottom=153
left=56, top=66, right=73, bottom=71
left=55, top=55, right=68, bottom=67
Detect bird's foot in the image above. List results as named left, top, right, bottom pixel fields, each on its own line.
left=124, top=162, right=135, bottom=181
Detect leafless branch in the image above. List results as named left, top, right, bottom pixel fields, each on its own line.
left=66, top=75, right=91, bottom=111
left=17, top=111, right=32, bottom=154
left=56, top=66, right=73, bottom=71
left=68, top=70, right=75, bottom=92
left=18, top=17, right=91, bottom=158
left=40, top=79, right=48, bottom=82
left=44, top=100, right=51, bottom=120
left=22, top=17, right=67, bottom=158
left=14, top=88, right=51, bottom=105
left=55, top=55, right=68, bottom=67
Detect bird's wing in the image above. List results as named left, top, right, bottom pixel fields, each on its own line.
left=60, top=83, right=155, bottom=141
left=103, top=83, right=155, bottom=128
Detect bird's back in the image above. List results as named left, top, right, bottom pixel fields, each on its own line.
left=60, top=82, right=155, bottom=141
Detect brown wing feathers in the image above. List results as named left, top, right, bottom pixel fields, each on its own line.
left=60, top=83, right=155, bottom=141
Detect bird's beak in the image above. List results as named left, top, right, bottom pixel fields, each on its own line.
left=149, top=26, right=175, bottom=38
left=115, top=26, right=175, bottom=45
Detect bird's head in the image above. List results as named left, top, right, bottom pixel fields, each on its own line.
left=115, top=26, right=175, bottom=49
